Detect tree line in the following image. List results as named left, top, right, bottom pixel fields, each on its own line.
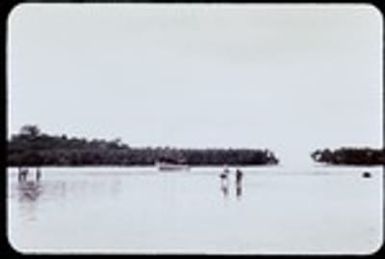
left=7, top=125, right=280, bottom=167
left=311, top=147, right=385, bottom=165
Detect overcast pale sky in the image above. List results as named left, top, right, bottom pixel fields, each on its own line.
left=7, top=3, right=383, bottom=166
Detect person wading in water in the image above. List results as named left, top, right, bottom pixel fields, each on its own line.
left=18, top=167, right=29, bottom=182
left=36, top=167, right=42, bottom=181
left=219, top=165, right=230, bottom=197
left=235, top=168, right=243, bottom=198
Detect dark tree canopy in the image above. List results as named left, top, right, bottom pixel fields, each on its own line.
left=311, top=147, right=385, bottom=165
left=8, top=126, right=280, bottom=167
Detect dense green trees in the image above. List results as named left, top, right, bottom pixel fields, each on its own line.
left=7, top=126, right=279, bottom=167
left=311, top=147, right=385, bottom=165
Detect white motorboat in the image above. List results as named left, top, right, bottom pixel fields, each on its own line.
left=155, top=161, right=190, bottom=171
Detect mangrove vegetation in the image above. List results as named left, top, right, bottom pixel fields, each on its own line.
left=7, top=125, right=279, bottom=167
left=311, top=147, right=385, bottom=165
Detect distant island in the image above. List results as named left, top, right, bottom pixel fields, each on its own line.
left=7, top=125, right=279, bottom=167
left=311, top=147, right=385, bottom=166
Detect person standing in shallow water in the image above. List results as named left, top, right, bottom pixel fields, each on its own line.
left=18, top=167, right=28, bottom=182
left=235, top=169, right=243, bottom=198
left=219, top=165, right=230, bottom=198
left=235, top=169, right=243, bottom=185
left=36, top=167, right=41, bottom=181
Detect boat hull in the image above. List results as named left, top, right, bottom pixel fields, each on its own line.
left=156, top=162, right=190, bottom=171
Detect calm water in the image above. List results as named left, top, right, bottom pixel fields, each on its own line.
left=7, top=166, right=383, bottom=254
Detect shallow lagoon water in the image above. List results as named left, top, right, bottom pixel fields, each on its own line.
left=7, top=166, right=383, bottom=254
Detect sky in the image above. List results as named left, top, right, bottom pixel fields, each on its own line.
left=7, top=3, right=383, bottom=166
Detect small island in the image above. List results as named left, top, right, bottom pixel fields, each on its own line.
left=7, top=125, right=280, bottom=167
left=311, top=147, right=385, bottom=166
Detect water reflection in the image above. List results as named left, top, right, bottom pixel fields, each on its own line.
left=220, top=179, right=229, bottom=198
left=8, top=167, right=382, bottom=253
left=17, top=181, right=43, bottom=202
left=236, top=184, right=242, bottom=199
left=16, top=167, right=45, bottom=203
left=12, top=170, right=124, bottom=206
left=11, top=170, right=124, bottom=223
left=15, top=180, right=44, bottom=222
